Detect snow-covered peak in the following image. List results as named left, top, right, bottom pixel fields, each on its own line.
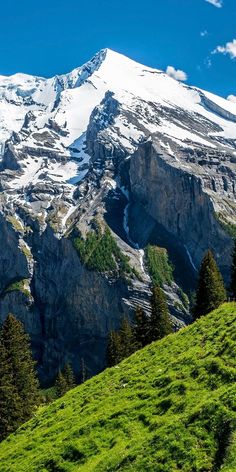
left=0, top=48, right=236, bottom=231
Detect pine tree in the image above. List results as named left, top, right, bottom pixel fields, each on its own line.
left=134, top=306, right=149, bottom=348
left=0, top=337, right=21, bottom=441
left=106, top=330, right=122, bottom=367
left=63, top=363, right=76, bottom=390
left=119, top=318, right=137, bottom=359
left=1, top=314, right=40, bottom=423
left=55, top=370, right=68, bottom=397
left=231, top=241, right=236, bottom=300
left=194, top=250, right=226, bottom=319
left=80, top=358, right=87, bottom=383
left=149, top=286, right=172, bottom=342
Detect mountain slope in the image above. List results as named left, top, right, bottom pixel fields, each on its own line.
left=0, top=302, right=235, bottom=472
left=0, top=48, right=235, bottom=381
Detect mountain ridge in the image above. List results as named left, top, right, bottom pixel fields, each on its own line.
left=0, top=48, right=235, bottom=381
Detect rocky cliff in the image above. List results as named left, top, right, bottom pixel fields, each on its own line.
left=0, top=48, right=235, bottom=382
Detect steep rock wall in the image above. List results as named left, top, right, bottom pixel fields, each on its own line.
left=129, top=141, right=233, bottom=277
left=0, top=221, right=130, bottom=383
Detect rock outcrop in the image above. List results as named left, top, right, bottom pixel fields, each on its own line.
left=0, top=48, right=235, bottom=383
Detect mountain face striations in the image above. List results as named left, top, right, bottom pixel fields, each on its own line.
left=0, top=49, right=235, bottom=381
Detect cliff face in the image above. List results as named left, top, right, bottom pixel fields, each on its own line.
left=0, top=220, right=134, bottom=382
left=129, top=141, right=233, bottom=278
left=0, top=49, right=235, bottom=383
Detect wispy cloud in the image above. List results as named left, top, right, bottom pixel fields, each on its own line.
left=204, top=57, right=212, bottom=68
left=227, top=95, right=236, bottom=103
left=213, top=39, right=236, bottom=59
left=205, top=0, right=223, bottom=7
left=166, top=65, right=187, bottom=81
left=200, top=30, right=208, bottom=37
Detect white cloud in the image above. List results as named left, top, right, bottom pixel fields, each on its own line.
left=213, top=39, right=236, bottom=59
left=166, top=65, right=188, bottom=81
left=227, top=95, right=236, bottom=103
left=205, top=0, right=223, bottom=7
left=200, top=30, right=208, bottom=37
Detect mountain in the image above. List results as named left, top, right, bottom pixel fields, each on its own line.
left=0, top=303, right=235, bottom=471
left=0, top=49, right=235, bottom=381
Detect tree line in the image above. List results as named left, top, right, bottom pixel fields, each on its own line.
left=0, top=314, right=78, bottom=442
left=107, top=285, right=172, bottom=366
left=107, top=244, right=236, bottom=367
left=0, top=243, right=235, bottom=442
left=0, top=314, right=40, bottom=441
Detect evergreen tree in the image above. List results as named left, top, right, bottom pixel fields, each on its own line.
left=63, top=363, right=76, bottom=390
left=55, top=370, right=68, bottom=397
left=80, top=358, right=87, bottom=383
left=231, top=240, right=236, bottom=299
left=119, top=318, right=137, bottom=359
left=134, top=306, right=149, bottom=348
left=0, top=337, right=21, bottom=441
left=106, top=330, right=122, bottom=367
left=149, top=286, right=172, bottom=342
left=1, top=314, right=40, bottom=423
left=194, top=250, right=226, bottom=319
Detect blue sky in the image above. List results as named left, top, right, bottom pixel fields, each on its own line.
left=0, top=0, right=235, bottom=99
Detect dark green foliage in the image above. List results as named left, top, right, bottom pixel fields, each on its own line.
left=55, top=371, right=68, bottom=398
left=41, top=387, right=58, bottom=404
left=63, top=363, right=76, bottom=390
left=1, top=314, right=40, bottom=424
left=106, top=318, right=138, bottom=367
left=146, top=245, right=173, bottom=286
left=134, top=306, right=149, bottom=348
left=106, top=330, right=122, bottom=367
left=149, top=285, right=172, bottom=342
left=0, top=303, right=235, bottom=471
left=194, top=250, right=226, bottom=319
left=119, top=318, right=137, bottom=359
left=0, top=338, right=21, bottom=441
left=231, top=240, right=236, bottom=299
left=73, top=225, right=134, bottom=277
left=107, top=297, right=172, bottom=367
left=55, top=364, right=76, bottom=397
left=80, top=358, right=87, bottom=384
left=177, top=287, right=189, bottom=309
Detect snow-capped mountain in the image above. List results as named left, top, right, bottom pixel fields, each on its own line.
left=1, top=49, right=236, bottom=225
left=0, top=49, right=235, bottom=380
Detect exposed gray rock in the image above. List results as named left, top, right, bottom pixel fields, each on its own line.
left=129, top=140, right=233, bottom=278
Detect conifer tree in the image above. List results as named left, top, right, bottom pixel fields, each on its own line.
left=231, top=240, right=236, bottom=299
left=80, top=358, right=87, bottom=383
left=119, top=318, right=137, bottom=359
left=1, top=314, right=40, bottom=423
left=106, top=330, right=122, bottom=367
left=194, top=250, right=226, bottom=319
left=149, top=286, right=172, bottom=342
left=0, top=337, right=21, bottom=441
left=55, top=370, right=68, bottom=397
left=134, top=306, right=149, bottom=348
left=63, top=363, right=76, bottom=390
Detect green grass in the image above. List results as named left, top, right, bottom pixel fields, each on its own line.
left=73, top=226, right=135, bottom=278
left=145, top=244, right=174, bottom=286
left=215, top=213, right=236, bottom=239
left=0, top=303, right=236, bottom=471
left=6, top=215, right=24, bottom=233
left=4, top=279, right=31, bottom=297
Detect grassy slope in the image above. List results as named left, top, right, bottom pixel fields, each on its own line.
left=0, top=303, right=236, bottom=472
